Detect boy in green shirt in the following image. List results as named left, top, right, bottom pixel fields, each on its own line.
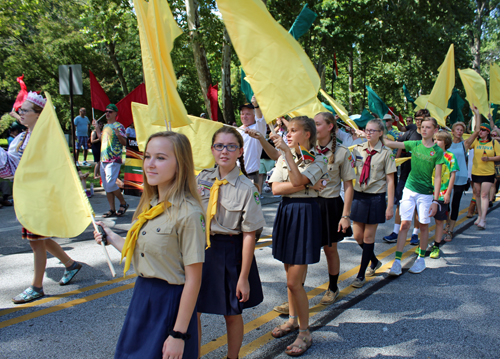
left=384, top=117, right=445, bottom=274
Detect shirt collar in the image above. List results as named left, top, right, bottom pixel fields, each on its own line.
left=361, top=140, right=383, bottom=153
left=209, top=165, right=240, bottom=186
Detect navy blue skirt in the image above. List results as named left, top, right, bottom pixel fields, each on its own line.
left=316, top=196, right=353, bottom=246
left=115, top=276, right=198, bottom=359
left=272, top=197, right=322, bottom=265
left=197, top=234, right=263, bottom=316
left=350, top=191, right=387, bottom=225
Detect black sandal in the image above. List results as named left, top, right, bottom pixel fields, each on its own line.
left=116, top=203, right=129, bottom=217
left=102, top=209, right=116, bottom=218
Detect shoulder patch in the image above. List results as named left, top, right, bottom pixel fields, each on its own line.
left=253, top=192, right=261, bottom=205
left=200, top=215, right=206, bottom=232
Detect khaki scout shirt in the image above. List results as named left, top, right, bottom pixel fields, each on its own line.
left=268, top=148, right=328, bottom=198
left=197, top=166, right=266, bottom=235
left=318, top=141, right=356, bottom=198
left=131, top=196, right=206, bottom=285
left=352, top=141, right=397, bottom=194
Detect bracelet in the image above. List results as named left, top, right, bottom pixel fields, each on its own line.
left=341, top=215, right=350, bottom=219
left=168, top=329, right=191, bottom=341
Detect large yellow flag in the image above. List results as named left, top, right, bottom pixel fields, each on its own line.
left=490, top=63, right=500, bottom=105
left=134, top=0, right=190, bottom=128
left=288, top=98, right=328, bottom=119
left=458, top=68, right=489, bottom=118
left=428, top=44, right=455, bottom=110
left=217, top=0, right=320, bottom=123
left=320, top=89, right=359, bottom=129
left=13, top=93, right=92, bottom=237
left=414, top=95, right=452, bottom=127
left=132, top=102, right=223, bottom=171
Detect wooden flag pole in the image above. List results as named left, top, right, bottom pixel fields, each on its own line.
left=90, top=215, right=116, bottom=277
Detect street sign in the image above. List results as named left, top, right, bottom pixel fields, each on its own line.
left=59, top=64, right=83, bottom=95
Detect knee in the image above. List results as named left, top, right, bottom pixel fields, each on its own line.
left=400, top=221, right=411, bottom=231
left=224, top=314, right=241, bottom=326
left=286, top=278, right=303, bottom=292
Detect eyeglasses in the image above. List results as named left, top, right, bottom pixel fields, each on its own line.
left=365, top=129, right=381, bottom=134
left=213, top=143, right=240, bottom=152
left=18, top=109, right=34, bottom=115
left=105, top=110, right=115, bottom=114
left=479, top=128, right=489, bottom=132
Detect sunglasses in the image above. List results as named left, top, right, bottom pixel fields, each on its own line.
left=105, top=110, right=115, bottom=114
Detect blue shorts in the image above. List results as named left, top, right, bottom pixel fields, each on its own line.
left=76, top=136, right=89, bottom=150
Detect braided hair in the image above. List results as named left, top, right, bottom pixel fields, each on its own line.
left=316, top=112, right=338, bottom=164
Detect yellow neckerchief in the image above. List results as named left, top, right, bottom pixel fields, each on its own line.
left=120, top=201, right=169, bottom=275
left=205, top=169, right=243, bottom=249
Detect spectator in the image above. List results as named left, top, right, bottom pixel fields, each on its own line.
left=91, top=121, right=103, bottom=179
left=93, top=104, right=129, bottom=217
left=74, top=108, right=91, bottom=166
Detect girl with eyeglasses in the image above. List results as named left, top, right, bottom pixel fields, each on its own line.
left=196, top=126, right=265, bottom=359
left=350, top=119, right=396, bottom=287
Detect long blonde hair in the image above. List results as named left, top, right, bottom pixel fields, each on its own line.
left=133, top=131, right=201, bottom=220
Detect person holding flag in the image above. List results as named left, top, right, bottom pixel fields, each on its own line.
left=268, top=116, right=327, bottom=356
left=94, top=132, right=205, bottom=359
left=0, top=92, right=82, bottom=304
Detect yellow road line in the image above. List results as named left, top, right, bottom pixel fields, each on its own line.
left=0, top=274, right=137, bottom=318
left=0, top=282, right=135, bottom=329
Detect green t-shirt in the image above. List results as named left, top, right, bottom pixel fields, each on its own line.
left=404, top=140, right=446, bottom=195
left=432, top=151, right=460, bottom=201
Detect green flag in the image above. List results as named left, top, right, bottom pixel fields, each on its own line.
left=321, top=102, right=337, bottom=116
left=403, top=84, right=416, bottom=109
left=367, top=86, right=389, bottom=119
left=353, top=108, right=375, bottom=128
left=447, top=88, right=466, bottom=125
left=289, top=4, right=317, bottom=40
left=240, top=68, right=254, bottom=103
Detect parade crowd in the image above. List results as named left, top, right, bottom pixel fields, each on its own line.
left=2, top=93, right=500, bottom=359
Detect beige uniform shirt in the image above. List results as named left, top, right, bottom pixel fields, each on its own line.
left=352, top=141, right=397, bottom=194
left=268, top=148, right=328, bottom=198
left=318, top=141, right=356, bottom=198
left=131, top=196, right=206, bottom=285
left=197, top=166, right=266, bottom=235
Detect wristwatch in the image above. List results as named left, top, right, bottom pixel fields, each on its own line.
left=168, top=329, right=191, bottom=341
left=254, top=105, right=260, bottom=108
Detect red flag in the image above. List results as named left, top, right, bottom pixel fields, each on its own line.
left=13, top=75, right=28, bottom=111
left=116, top=83, right=148, bottom=128
left=333, top=53, right=339, bottom=77
left=89, top=70, right=110, bottom=112
left=208, top=84, right=218, bottom=122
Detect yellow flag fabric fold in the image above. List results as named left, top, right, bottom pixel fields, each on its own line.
left=428, top=44, right=455, bottom=110
left=320, top=89, right=359, bottom=129
left=132, top=102, right=224, bottom=171
left=205, top=179, right=228, bottom=249
left=490, top=63, right=500, bottom=105
left=121, top=202, right=167, bottom=275
left=288, top=98, right=328, bottom=119
left=414, top=95, right=452, bottom=127
left=458, top=68, right=489, bottom=118
left=134, top=0, right=190, bottom=128
left=13, top=93, right=92, bottom=237
left=217, top=0, right=320, bottom=123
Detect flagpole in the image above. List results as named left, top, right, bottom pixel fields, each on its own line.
left=90, top=215, right=116, bottom=277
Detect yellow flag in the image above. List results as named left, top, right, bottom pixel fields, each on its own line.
left=490, top=63, right=500, bottom=105
left=320, top=89, right=359, bottom=129
left=414, top=95, right=452, bottom=127
left=217, top=0, right=320, bottom=123
left=13, top=93, right=92, bottom=237
left=288, top=98, right=328, bottom=119
left=458, top=68, right=489, bottom=118
left=134, top=0, right=190, bottom=128
left=428, top=44, right=455, bottom=110
left=132, top=102, right=224, bottom=171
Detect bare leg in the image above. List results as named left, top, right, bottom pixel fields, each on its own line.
left=112, top=188, right=126, bottom=206
left=258, top=173, right=265, bottom=195
left=419, top=223, right=429, bottom=252
left=83, top=149, right=88, bottom=162
left=45, top=238, right=73, bottom=267
left=225, top=314, right=244, bottom=359
left=106, top=192, right=116, bottom=211
left=324, top=243, right=339, bottom=276
left=396, top=221, right=412, bottom=253
left=434, top=220, right=444, bottom=245
left=479, top=182, right=493, bottom=225
left=474, top=182, right=482, bottom=224
left=30, top=240, right=47, bottom=288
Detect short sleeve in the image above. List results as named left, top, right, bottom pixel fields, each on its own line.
left=384, top=151, right=397, bottom=174
left=302, top=157, right=327, bottom=185
left=117, top=123, right=126, bottom=138
left=177, top=207, right=206, bottom=266
left=268, top=156, right=284, bottom=183
left=436, top=149, right=446, bottom=165
left=450, top=153, right=460, bottom=172
left=340, top=149, right=356, bottom=181
left=404, top=140, right=417, bottom=152
left=240, top=189, right=266, bottom=232
left=494, top=140, right=500, bottom=156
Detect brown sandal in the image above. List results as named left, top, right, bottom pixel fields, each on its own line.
left=271, top=320, right=299, bottom=338
left=284, top=329, right=313, bottom=357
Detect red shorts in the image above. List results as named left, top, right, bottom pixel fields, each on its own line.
left=22, top=228, right=49, bottom=241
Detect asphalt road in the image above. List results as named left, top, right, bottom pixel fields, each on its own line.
left=0, top=187, right=499, bottom=359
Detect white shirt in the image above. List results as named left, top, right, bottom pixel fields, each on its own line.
left=337, top=129, right=366, bottom=148
left=238, top=115, right=267, bottom=174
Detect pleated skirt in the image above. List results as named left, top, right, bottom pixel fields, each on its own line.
left=115, top=276, right=198, bottom=359
left=316, top=196, right=353, bottom=247
left=272, top=197, right=322, bottom=265
left=350, top=191, right=387, bottom=225
left=197, top=234, right=263, bottom=316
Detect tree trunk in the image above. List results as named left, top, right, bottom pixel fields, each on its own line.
left=186, top=0, right=214, bottom=120
left=468, top=0, right=490, bottom=74
left=107, top=41, right=129, bottom=96
left=221, top=28, right=234, bottom=124
left=348, top=50, right=354, bottom=114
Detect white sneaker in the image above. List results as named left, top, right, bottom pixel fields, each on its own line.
left=409, top=257, right=426, bottom=274
left=388, top=260, right=402, bottom=276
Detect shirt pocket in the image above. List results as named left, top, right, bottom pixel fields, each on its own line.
left=218, top=200, right=243, bottom=231
left=146, top=221, right=175, bottom=252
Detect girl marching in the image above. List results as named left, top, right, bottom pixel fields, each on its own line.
left=196, top=126, right=266, bottom=359
left=94, top=132, right=205, bottom=359
left=350, top=119, right=396, bottom=287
